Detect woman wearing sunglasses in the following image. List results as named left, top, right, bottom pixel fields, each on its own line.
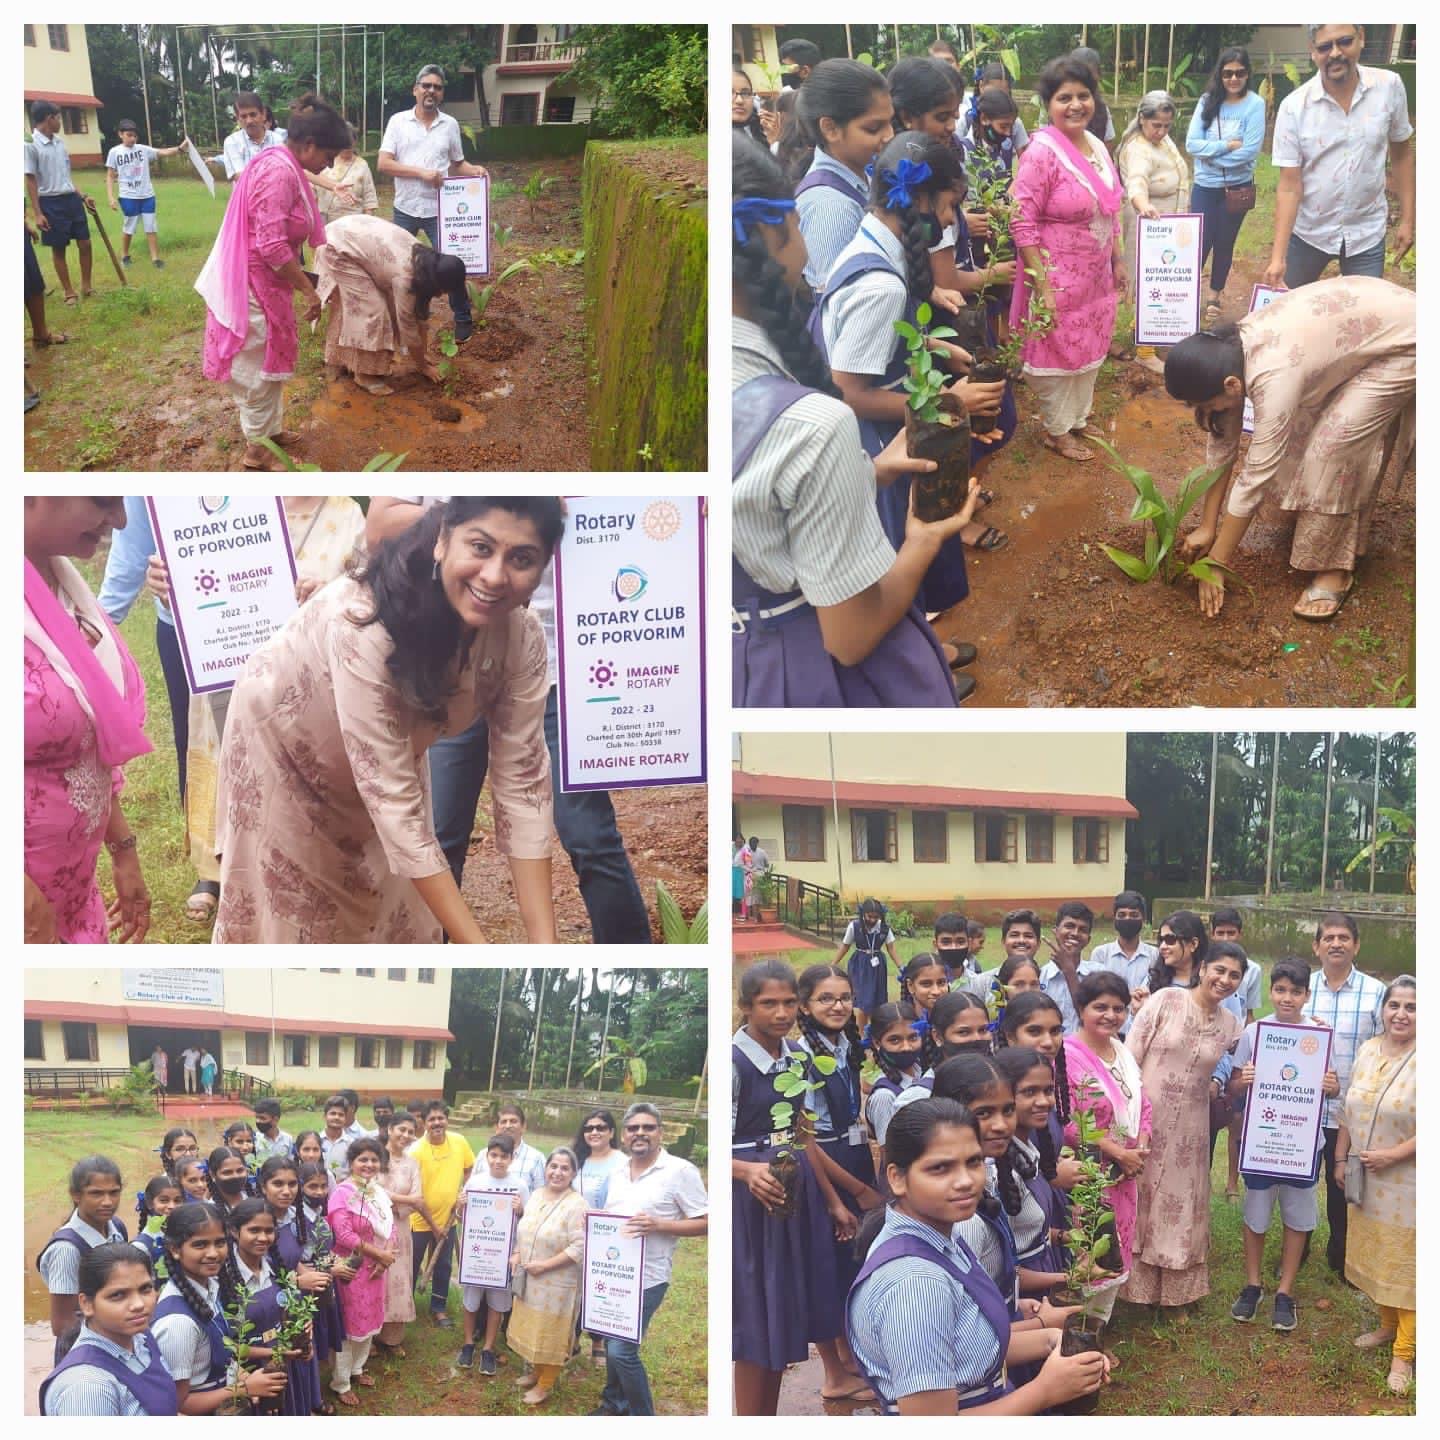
left=572, top=1108, right=627, bottom=1363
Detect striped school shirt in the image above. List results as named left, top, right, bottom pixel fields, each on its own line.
left=41, top=1326, right=172, bottom=1416
left=797, top=150, right=869, bottom=292
left=38, top=1212, right=128, bottom=1293
left=865, top=1068, right=923, bottom=1146
left=848, top=1207, right=1001, bottom=1411
left=820, top=219, right=909, bottom=377
left=1304, top=965, right=1385, bottom=1128
left=731, top=316, right=895, bottom=606
left=152, top=1276, right=232, bottom=1389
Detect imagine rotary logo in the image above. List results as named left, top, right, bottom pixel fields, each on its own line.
left=1280, top=1063, right=1300, bottom=1083
left=588, top=659, right=618, bottom=690
left=199, top=496, right=229, bottom=516
left=612, top=565, right=648, bottom=603
left=194, top=568, right=222, bottom=598
left=1262, top=1106, right=1277, bottom=1122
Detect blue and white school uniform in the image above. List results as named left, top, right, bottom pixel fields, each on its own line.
left=37, top=1210, right=130, bottom=1363
left=732, top=316, right=955, bottom=708
left=1010, top=1136, right=1069, bottom=1277
left=864, top=1066, right=924, bottom=1149
left=151, top=1275, right=235, bottom=1397
left=796, top=150, right=869, bottom=293
left=841, top=914, right=896, bottom=1016
left=39, top=1323, right=177, bottom=1415
left=817, top=217, right=970, bottom=614
left=731, top=1029, right=844, bottom=1369
left=847, top=1207, right=1012, bottom=1413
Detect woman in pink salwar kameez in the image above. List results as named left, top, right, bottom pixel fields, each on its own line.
left=1063, top=971, right=1153, bottom=1327
left=24, top=497, right=153, bottom=944
left=196, top=94, right=349, bottom=472
left=1010, top=56, right=1126, bottom=463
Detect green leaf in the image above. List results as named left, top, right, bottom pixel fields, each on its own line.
left=655, top=880, right=688, bottom=943
left=894, top=320, right=920, bottom=345
left=1101, top=544, right=1153, bottom=582
left=1143, top=529, right=1158, bottom=570
left=1090, top=1234, right=1112, bottom=1261
left=1131, top=498, right=1167, bottom=525
left=770, top=1101, right=794, bottom=1126
left=776, top=1072, right=808, bottom=1098
left=916, top=301, right=933, bottom=327
left=928, top=326, right=958, bottom=340
left=689, top=900, right=708, bottom=945
left=1097, top=1210, right=1115, bottom=1228
left=811, top=1054, right=838, bottom=1076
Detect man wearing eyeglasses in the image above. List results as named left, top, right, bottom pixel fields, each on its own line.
left=1265, top=25, right=1414, bottom=289
left=591, top=1102, right=708, bottom=1416
left=378, top=65, right=489, bottom=341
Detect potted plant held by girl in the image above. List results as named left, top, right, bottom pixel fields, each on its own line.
left=766, top=1052, right=837, bottom=1219
left=895, top=303, right=972, bottom=520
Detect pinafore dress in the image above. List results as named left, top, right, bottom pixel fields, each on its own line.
left=39, top=1330, right=179, bottom=1415
left=846, top=920, right=893, bottom=1016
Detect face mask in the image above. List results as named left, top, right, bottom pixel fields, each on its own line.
left=1114, top=918, right=1144, bottom=940
left=217, top=1176, right=247, bottom=1196
left=918, top=212, right=944, bottom=247
left=878, top=1046, right=915, bottom=1070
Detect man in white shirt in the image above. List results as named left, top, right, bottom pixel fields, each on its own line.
left=105, top=119, right=187, bottom=268
left=378, top=65, right=489, bottom=341
left=1265, top=25, right=1414, bottom=288
left=221, top=92, right=285, bottom=180
left=24, top=99, right=96, bottom=304
left=364, top=496, right=653, bottom=943
left=179, top=1045, right=200, bottom=1094
left=594, top=1103, right=708, bottom=1416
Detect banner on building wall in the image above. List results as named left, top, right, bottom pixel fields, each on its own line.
left=122, top=969, right=226, bottom=1007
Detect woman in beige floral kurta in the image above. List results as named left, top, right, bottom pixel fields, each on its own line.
left=1337, top=977, right=1415, bottom=1393
left=213, top=498, right=560, bottom=944
left=1165, top=275, right=1415, bottom=620
left=1120, top=949, right=1245, bottom=1310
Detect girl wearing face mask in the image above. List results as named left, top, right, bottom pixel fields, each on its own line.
left=24, top=495, right=151, bottom=944
left=212, top=497, right=564, bottom=944
left=258, top=1156, right=331, bottom=1414
left=864, top=1002, right=926, bottom=1152
left=892, top=989, right=995, bottom=1111
left=816, top=131, right=1005, bottom=650
left=206, top=1147, right=252, bottom=1222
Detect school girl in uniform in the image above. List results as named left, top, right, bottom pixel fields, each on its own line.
left=174, top=1157, right=210, bottom=1202
left=152, top=1201, right=289, bottom=1413
left=222, top=1122, right=260, bottom=1183
left=895, top=989, right=997, bottom=1108
left=832, top=899, right=900, bottom=1029
left=257, top=1155, right=333, bottom=1413
left=732, top=136, right=971, bottom=710
left=294, top=1130, right=326, bottom=1175
left=39, top=1243, right=178, bottom=1415
left=863, top=1002, right=926, bottom=1154
left=846, top=1098, right=1107, bottom=1414
left=732, top=960, right=862, bottom=1414
left=295, top=1160, right=350, bottom=1369
left=38, top=1156, right=130, bottom=1362
left=133, top=1175, right=182, bottom=1281
left=897, top=952, right=953, bottom=1039
left=159, top=1127, right=200, bottom=1179
left=206, top=1145, right=253, bottom=1221
left=816, top=132, right=1008, bottom=642
left=782, top=59, right=894, bottom=293
left=997, top=990, right=1075, bottom=1172
left=993, top=1046, right=1073, bottom=1284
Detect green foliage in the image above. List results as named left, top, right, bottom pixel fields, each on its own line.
left=991, top=257, right=1057, bottom=373
left=1062, top=1079, right=1119, bottom=1315
left=256, top=438, right=407, bottom=472
left=522, top=169, right=555, bottom=222
left=584, top=1036, right=648, bottom=1093
left=108, top=1061, right=160, bottom=1115
left=467, top=259, right=533, bottom=322
left=271, top=1266, right=319, bottom=1354
left=492, top=221, right=515, bottom=250
left=1344, top=807, right=1415, bottom=878
left=1089, top=435, right=1229, bottom=586
left=768, top=1053, right=836, bottom=1155
left=272, top=1088, right=320, bottom=1111
left=563, top=25, right=707, bottom=138
left=895, top=301, right=959, bottom=423
left=656, top=880, right=707, bottom=944
left=529, top=246, right=586, bottom=268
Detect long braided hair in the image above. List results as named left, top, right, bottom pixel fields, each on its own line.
left=866, top=131, right=967, bottom=307
left=795, top=963, right=865, bottom=1101
left=222, top=1196, right=271, bottom=1311
left=897, top=953, right=951, bottom=1071
left=206, top=1145, right=249, bottom=1221
left=733, top=135, right=837, bottom=395
left=994, top=1045, right=1060, bottom=1181
left=931, top=1055, right=1029, bottom=1219
left=996, top=991, right=1072, bottom=1127
left=865, top=1001, right=921, bottom=1088
left=162, top=1201, right=228, bottom=1330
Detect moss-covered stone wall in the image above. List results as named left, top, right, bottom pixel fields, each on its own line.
left=582, top=140, right=707, bottom=471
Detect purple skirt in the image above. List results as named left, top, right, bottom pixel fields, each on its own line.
left=732, top=1143, right=845, bottom=1369
left=818, top=1135, right=877, bottom=1295
left=733, top=603, right=955, bottom=708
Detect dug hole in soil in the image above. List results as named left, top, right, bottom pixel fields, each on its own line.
left=96, top=157, right=592, bottom=472
left=933, top=257, right=1415, bottom=707
left=457, top=783, right=706, bottom=943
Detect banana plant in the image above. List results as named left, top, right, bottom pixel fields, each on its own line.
left=1090, top=434, right=1232, bottom=587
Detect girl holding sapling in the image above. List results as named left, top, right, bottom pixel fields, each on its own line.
left=732, top=960, right=865, bottom=1414
left=731, top=135, right=975, bottom=709
left=846, top=1098, right=1107, bottom=1414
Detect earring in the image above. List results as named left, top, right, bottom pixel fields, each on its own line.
left=432, top=560, right=440, bottom=581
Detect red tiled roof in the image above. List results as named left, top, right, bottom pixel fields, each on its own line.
left=25, top=90, right=102, bottom=107
left=733, top=770, right=1138, bottom=819
left=24, top=999, right=453, bottom=1041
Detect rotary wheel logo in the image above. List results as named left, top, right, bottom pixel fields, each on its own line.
left=1280, top=1063, right=1299, bottom=1082
left=194, top=568, right=222, bottom=597
left=613, top=565, right=648, bottom=603
left=641, top=500, right=682, bottom=541
left=1299, top=1035, right=1320, bottom=1056
left=589, top=659, right=617, bottom=689
left=606, top=1245, right=621, bottom=1261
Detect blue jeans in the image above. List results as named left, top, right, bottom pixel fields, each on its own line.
left=1191, top=183, right=1250, bottom=294
left=411, top=1227, right=455, bottom=1314
left=599, top=1281, right=668, bottom=1415
left=392, top=208, right=472, bottom=324
left=1284, top=232, right=1387, bottom=287
left=429, top=685, right=651, bottom=943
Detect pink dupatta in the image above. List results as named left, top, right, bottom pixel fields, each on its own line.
left=23, top=558, right=151, bottom=768
left=196, top=144, right=326, bottom=382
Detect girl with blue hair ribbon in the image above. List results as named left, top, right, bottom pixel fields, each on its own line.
left=731, top=134, right=972, bottom=709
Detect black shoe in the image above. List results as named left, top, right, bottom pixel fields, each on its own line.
left=947, top=642, right=979, bottom=670
left=953, top=672, right=977, bottom=704
left=480, top=1349, right=497, bottom=1376
left=121, top=254, right=132, bottom=266
left=456, top=1343, right=475, bottom=1368
left=1231, top=1284, right=1263, bottom=1322
left=454, top=317, right=475, bottom=343
left=432, top=1312, right=454, bottom=1329
left=152, top=258, right=165, bottom=269
left=1272, top=1293, right=1297, bottom=1331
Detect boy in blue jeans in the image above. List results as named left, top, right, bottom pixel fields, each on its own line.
left=1227, top=956, right=1339, bottom=1330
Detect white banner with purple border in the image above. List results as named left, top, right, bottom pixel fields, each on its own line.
left=458, top=1189, right=516, bottom=1289
left=1134, top=213, right=1204, bottom=345
left=580, top=1211, right=646, bottom=1343
left=437, top=175, right=490, bottom=276
left=1238, top=1019, right=1333, bottom=1181
left=554, top=496, right=707, bottom=793
left=146, top=496, right=297, bottom=695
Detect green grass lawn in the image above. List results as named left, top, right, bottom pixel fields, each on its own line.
left=25, top=1106, right=707, bottom=1415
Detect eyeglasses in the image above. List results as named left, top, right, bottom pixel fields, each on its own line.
left=1157, top=933, right=1180, bottom=946
left=418, top=82, right=444, bottom=92
left=582, top=1124, right=610, bottom=1133
left=732, top=88, right=754, bottom=100
left=1221, top=69, right=1248, bottom=79
left=1313, top=34, right=1357, bottom=55
left=624, top=1123, right=660, bottom=1134
left=813, top=995, right=852, bottom=1007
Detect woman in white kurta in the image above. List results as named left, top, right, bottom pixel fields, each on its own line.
left=213, top=497, right=562, bottom=944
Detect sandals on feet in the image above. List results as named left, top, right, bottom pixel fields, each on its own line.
left=967, top=524, right=1009, bottom=551
left=185, top=881, right=220, bottom=924
left=1293, top=577, right=1354, bottom=621
left=1045, top=435, right=1094, bottom=463
left=334, top=1391, right=360, bottom=1407
left=33, top=331, right=69, bottom=346
left=1387, top=1360, right=1414, bottom=1395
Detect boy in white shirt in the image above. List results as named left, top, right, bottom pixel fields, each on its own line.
left=104, top=120, right=187, bottom=268
left=496, top=1103, right=547, bottom=1194
left=456, top=1134, right=528, bottom=1375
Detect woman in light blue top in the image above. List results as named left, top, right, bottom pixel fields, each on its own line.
left=572, top=1107, right=628, bottom=1362
left=1185, top=48, right=1266, bottom=324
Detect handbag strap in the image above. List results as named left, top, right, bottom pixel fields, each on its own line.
left=1356, top=1048, right=1414, bottom=1153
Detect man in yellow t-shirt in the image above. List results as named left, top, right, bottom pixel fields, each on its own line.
left=407, top=1100, right=474, bottom=1326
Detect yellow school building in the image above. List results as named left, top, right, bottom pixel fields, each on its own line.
left=733, top=732, right=1134, bottom=914
left=23, top=24, right=104, bottom=166
left=24, top=968, right=454, bottom=1099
